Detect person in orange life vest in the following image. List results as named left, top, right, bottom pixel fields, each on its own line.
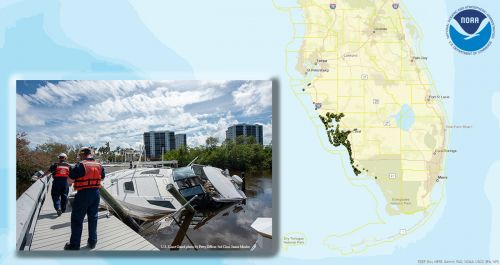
left=64, top=147, right=105, bottom=251
left=45, top=153, right=71, bottom=216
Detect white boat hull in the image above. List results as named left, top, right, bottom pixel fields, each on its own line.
left=93, top=165, right=247, bottom=222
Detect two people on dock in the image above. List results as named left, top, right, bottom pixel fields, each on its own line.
left=43, top=147, right=106, bottom=250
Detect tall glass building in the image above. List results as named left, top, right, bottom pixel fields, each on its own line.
left=143, top=131, right=176, bottom=160
left=175, top=134, right=187, bottom=149
left=225, top=124, right=264, bottom=145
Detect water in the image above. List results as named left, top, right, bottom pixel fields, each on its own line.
left=145, top=171, right=272, bottom=251
left=393, top=104, right=415, bottom=131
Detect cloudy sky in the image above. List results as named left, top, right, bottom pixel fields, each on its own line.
left=16, top=80, right=272, bottom=150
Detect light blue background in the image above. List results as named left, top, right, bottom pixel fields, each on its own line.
left=2, top=0, right=500, bottom=264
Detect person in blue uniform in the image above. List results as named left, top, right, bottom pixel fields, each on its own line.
left=45, top=153, right=71, bottom=216
left=64, top=147, right=105, bottom=250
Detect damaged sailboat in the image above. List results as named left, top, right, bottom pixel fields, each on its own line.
left=98, top=162, right=246, bottom=221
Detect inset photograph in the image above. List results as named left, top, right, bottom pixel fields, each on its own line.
left=16, top=80, right=273, bottom=252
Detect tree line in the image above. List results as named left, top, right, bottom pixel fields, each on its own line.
left=16, top=133, right=272, bottom=197
left=16, top=132, right=83, bottom=197
left=16, top=133, right=133, bottom=197
left=163, top=136, right=272, bottom=172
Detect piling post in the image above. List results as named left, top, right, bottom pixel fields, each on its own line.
left=167, top=184, right=195, bottom=213
left=167, top=184, right=197, bottom=250
left=99, top=187, right=141, bottom=232
left=170, top=211, right=195, bottom=250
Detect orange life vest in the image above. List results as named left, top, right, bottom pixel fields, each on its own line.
left=73, top=160, right=102, bottom=191
left=54, top=163, right=70, bottom=178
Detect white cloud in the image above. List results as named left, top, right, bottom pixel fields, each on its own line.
left=184, top=112, right=239, bottom=146
left=214, top=115, right=238, bottom=141
left=23, top=80, right=153, bottom=107
left=17, top=80, right=272, bottom=149
left=16, top=94, right=45, bottom=126
left=232, top=80, right=272, bottom=116
left=72, top=86, right=221, bottom=122
left=20, top=80, right=231, bottom=107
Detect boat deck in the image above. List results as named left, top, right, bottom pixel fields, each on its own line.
left=28, top=183, right=158, bottom=251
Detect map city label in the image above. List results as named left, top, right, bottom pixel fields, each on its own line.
left=412, top=56, right=428, bottom=61
left=438, top=175, right=448, bottom=179
left=433, top=149, right=457, bottom=155
left=374, top=27, right=388, bottom=32
left=306, top=68, right=329, bottom=73
left=446, top=124, right=472, bottom=129
left=427, top=95, right=450, bottom=100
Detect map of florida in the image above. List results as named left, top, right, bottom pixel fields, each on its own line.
left=297, top=0, right=447, bottom=215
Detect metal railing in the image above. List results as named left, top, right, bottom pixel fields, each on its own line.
left=16, top=175, right=51, bottom=250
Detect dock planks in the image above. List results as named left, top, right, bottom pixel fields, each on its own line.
left=28, top=184, right=158, bottom=251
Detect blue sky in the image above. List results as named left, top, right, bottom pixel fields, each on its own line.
left=16, top=80, right=272, bottom=149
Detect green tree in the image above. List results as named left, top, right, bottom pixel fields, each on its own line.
left=205, top=137, right=219, bottom=149
left=35, top=142, right=69, bottom=160
left=16, top=133, right=85, bottom=197
left=161, top=135, right=271, bottom=172
left=16, top=133, right=64, bottom=197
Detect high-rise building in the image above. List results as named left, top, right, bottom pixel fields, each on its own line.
left=175, top=134, right=187, bottom=149
left=143, top=131, right=176, bottom=160
left=225, top=124, right=264, bottom=145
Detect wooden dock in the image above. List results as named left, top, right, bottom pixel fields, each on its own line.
left=20, top=178, right=158, bottom=251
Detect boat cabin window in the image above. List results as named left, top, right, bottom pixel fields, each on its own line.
left=176, top=176, right=203, bottom=189
left=192, top=165, right=206, bottom=179
left=141, top=169, right=160, bottom=175
left=173, top=166, right=197, bottom=181
left=123, top=181, right=135, bottom=192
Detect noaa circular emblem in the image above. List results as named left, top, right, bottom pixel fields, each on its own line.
left=446, top=6, right=495, bottom=55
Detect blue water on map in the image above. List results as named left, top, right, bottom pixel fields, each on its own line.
left=393, top=104, right=415, bottom=131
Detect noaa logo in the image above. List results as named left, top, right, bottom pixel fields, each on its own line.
left=446, top=6, right=495, bottom=55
